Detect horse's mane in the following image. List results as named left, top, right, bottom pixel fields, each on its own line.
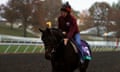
left=50, top=28, right=63, bottom=35
left=50, top=28, right=64, bottom=40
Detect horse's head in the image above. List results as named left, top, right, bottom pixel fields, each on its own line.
left=39, top=28, right=63, bottom=60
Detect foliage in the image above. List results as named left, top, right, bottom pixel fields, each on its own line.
left=111, top=0, right=120, bottom=32
left=80, top=1, right=120, bottom=37
left=79, top=10, right=93, bottom=31
left=79, top=1, right=120, bottom=36
left=87, top=2, right=120, bottom=36
left=0, top=0, right=62, bottom=37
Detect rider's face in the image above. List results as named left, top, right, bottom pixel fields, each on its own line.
left=60, top=11, right=67, bottom=17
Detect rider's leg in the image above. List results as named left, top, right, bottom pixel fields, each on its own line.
left=74, top=33, right=84, bottom=61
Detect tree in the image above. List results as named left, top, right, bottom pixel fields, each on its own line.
left=89, top=2, right=111, bottom=36
left=0, top=2, right=19, bottom=30
left=0, top=0, right=45, bottom=37
left=43, top=0, right=62, bottom=27
left=0, top=0, right=62, bottom=37
left=111, top=0, right=120, bottom=36
left=79, top=10, right=93, bottom=31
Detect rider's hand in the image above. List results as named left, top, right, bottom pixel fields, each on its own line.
left=64, top=38, right=68, bottom=45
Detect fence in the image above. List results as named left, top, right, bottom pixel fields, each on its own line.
left=0, top=40, right=44, bottom=54
left=0, top=35, right=45, bottom=54
left=87, top=41, right=119, bottom=48
left=1, top=40, right=120, bottom=53
left=0, top=35, right=120, bottom=54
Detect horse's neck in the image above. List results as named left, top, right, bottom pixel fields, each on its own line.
left=52, top=29, right=63, bottom=41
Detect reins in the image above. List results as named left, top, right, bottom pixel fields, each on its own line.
left=49, top=29, right=64, bottom=53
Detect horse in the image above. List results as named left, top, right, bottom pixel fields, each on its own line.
left=39, top=28, right=91, bottom=72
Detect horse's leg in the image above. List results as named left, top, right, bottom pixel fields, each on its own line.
left=64, top=68, right=74, bottom=72
left=51, top=63, right=55, bottom=72
left=79, top=67, right=86, bottom=72
left=51, top=61, right=64, bottom=72
left=79, top=60, right=90, bottom=72
left=51, top=64, right=58, bottom=72
left=51, top=60, right=57, bottom=72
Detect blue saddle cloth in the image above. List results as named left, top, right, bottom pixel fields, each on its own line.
left=80, top=40, right=91, bottom=57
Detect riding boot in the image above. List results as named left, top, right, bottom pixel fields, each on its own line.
left=78, top=46, right=85, bottom=63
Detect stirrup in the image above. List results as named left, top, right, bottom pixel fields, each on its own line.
left=83, top=56, right=92, bottom=60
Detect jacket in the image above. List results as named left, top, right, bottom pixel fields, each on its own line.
left=58, top=14, right=79, bottom=39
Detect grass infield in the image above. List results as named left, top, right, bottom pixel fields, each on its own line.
left=0, top=45, right=44, bottom=54
left=0, top=45, right=120, bottom=54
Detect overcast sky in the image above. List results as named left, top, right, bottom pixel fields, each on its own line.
left=62, top=0, right=118, bottom=12
left=0, top=0, right=8, bottom=5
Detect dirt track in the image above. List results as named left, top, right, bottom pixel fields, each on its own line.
left=0, top=51, right=120, bottom=72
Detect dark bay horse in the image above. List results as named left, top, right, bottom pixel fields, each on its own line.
left=39, top=28, right=91, bottom=72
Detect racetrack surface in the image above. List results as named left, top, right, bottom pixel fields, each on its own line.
left=0, top=51, right=120, bottom=72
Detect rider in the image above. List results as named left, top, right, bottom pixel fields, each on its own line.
left=58, top=2, right=91, bottom=63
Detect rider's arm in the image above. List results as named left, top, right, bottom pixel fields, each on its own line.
left=67, top=17, right=78, bottom=39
